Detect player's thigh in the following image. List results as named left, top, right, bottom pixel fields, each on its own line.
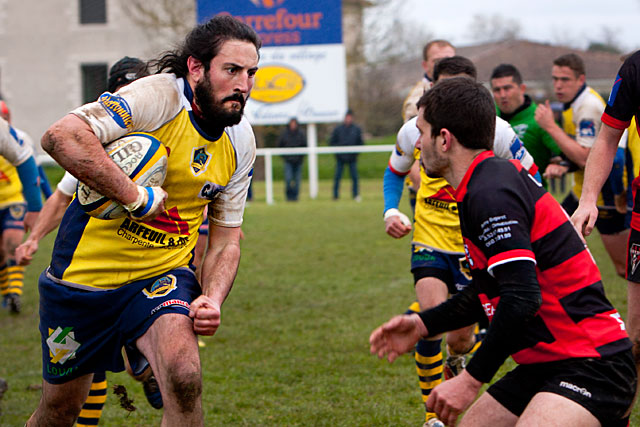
left=136, top=313, right=200, bottom=380
left=459, top=391, right=517, bottom=427
left=415, top=276, right=448, bottom=310
left=517, top=391, right=599, bottom=427
left=600, top=228, right=629, bottom=267
left=411, top=246, right=458, bottom=309
left=627, top=281, right=640, bottom=344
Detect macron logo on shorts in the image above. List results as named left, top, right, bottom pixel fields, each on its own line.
left=559, top=381, right=592, bottom=398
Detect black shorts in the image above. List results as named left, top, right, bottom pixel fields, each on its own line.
left=628, top=188, right=640, bottom=282
left=487, top=350, right=636, bottom=427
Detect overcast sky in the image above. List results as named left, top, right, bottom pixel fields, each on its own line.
left=389, top=0, right=640, bottom=52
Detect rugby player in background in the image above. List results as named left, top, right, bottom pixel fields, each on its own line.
left=373, top=76, right=635, bottom=427
left=382, top=56, right=539, bottom=427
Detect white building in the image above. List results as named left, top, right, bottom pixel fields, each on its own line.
left=0, top=0, right=192, bottom=153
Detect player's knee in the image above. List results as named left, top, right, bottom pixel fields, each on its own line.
left=447, top=332, right=475, bottom=355
left=166, top=357, right=202, bottom=413
left=38, top=393, right=84, bottom=426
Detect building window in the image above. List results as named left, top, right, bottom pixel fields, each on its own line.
left=81, top=64, right=108, bottom=103
left=79, top=0, right=106, bottom=24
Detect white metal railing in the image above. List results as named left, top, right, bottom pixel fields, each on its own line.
left=257, top=143, right=394, bottom=204
left=37, top=125, right=396, bottom=206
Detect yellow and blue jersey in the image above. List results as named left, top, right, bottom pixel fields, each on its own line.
left=0, top=119, right=36, bottom=209
left=561, top=85, right=612, bottom=205
left=48, top=74, right=255, bottom=290
left=0, top=156, right=24, bottom=208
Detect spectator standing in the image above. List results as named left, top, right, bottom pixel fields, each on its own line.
left=278, top=117, right=306, bottom=201
left=330, top=110, right=363, bottom=201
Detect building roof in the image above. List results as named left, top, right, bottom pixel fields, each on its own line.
left=392, top=39, right=628, bottom=98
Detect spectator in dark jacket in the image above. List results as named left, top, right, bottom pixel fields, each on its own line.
left=330, top=110, right=363, bottom=201
left=278, top=117, right=306, bottom=201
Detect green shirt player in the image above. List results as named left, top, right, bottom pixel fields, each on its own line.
left=490, top=64, right=561, bottom=189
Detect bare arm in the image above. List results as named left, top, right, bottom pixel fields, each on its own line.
left=42, top=114, right=139, bottom=206
left=408, top=159, right=421, bottom=193
left=188, top=223, right=242, bottom=336
left=15, top=190, right=72, bottom=265
left=571, top=124, right=625, bottom=236
left=535, top=101, right=590, bottom=167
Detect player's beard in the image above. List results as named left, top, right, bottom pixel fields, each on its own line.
left=421, top=137, right=448, bottom=179
left=194, top=76, right=246, bottom=128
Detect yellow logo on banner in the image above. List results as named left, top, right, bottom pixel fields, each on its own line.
left=252, top=65, right=304, bottom=103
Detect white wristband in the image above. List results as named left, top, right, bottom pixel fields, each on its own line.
left=123, top=185, right=148, bottom=213
left=384, top=208, right=411, bottom=226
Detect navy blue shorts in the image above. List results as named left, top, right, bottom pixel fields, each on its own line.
left=410, top=245, right=472, bottom=294
left=38, top=267, right=201, bottom=384
left=0, top=203, right=26, bottom=231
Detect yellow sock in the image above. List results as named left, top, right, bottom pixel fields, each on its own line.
left=76, top=372, right=107, bottom=426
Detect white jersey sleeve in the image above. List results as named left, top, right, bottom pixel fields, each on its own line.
left=57, top=171, right=79, bottom=197
left=208, top=116, right=256, bottom=227
left=574, top=92, right=604, bottom=148
left=71, top=74, right=186, bottom=145
left=0, top=117, right=33, bottom=166
left=492, top=117, right=537, bottom=173
left=389, top=117, right=419, bottom=175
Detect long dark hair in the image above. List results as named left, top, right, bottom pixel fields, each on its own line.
left=149, top=15, right=261, bottom=78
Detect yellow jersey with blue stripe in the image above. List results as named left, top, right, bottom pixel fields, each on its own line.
left=0, top=156, right=23, bottom=208
left=48, top=74, right=255, bottom=290
left=561, top=85, right=607, bottom=204
left=0, top=120, right=35, bottom=209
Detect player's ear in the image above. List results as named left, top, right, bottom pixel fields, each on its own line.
left=441, top=129, right=452, bottom=151
left=187, top=56, right=206, bottom=82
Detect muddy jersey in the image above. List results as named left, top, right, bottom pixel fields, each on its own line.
left=48, top=74, right=256, bottom=290
left=390, top=116, right=538, bottom=253
left=457, top=151, right=630, bottom=364
left=402, top=77, right=430, bottom=122
left=0, top=119, right=35, bottom=209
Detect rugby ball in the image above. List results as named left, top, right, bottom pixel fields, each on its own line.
left=77, top=133, right=168, bottom=219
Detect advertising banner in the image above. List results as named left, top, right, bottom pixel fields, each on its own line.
left=197, top=0, right=347, bottom=125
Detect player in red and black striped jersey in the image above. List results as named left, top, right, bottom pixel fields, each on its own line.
left=371, top=77, right=635, bottom=427
left=573, top=51, right=640, bottom=376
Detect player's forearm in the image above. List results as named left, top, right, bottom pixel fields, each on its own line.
left=383, top=167, right=405, bottom=213
left=580, top=124, right=625, bottom=205
left=26, top=190, right=70, bottom=243
left=544, top=123, right=590, bottom=167
left=42, top=115, right=139, bottom=206
left=200, top=237, right=241, bottom=306
left=465, top=261, right=541, bottom=384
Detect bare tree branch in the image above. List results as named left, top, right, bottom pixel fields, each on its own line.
left=119, top=0, right=196, bottom=47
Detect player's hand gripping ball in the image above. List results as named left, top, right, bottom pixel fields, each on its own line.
left=77, top=133, right=168, bottom=219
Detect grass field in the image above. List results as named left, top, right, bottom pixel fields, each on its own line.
left=0, top=170, right=636, bottom=426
